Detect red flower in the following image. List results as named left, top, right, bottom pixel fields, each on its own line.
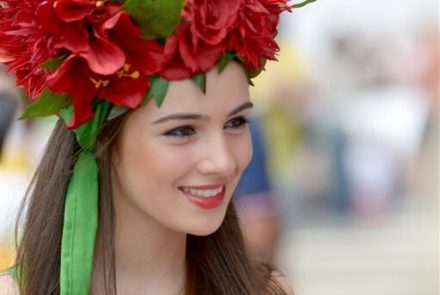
left=0, top=0, right=53, bottom=99
left=228, top=0, right=289, bottom=71
left=37, top=0, right=126, bottom=75
left=1, top=0, right=293, bottom=129
left=45, top=6, right=164, bottom=128
left=47, top=55, right=151, bottom=128
left=1, top=0, right=165, bottom=128
left=160, top=0, right=240, bottom=80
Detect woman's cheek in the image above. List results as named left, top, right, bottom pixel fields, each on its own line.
left=234, top=131, right=253, bottom=172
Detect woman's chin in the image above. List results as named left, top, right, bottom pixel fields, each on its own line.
left=185, top=217, right=225, bottom=236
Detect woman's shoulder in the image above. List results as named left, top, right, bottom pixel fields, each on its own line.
left=0, top=273, right=19, bottom=295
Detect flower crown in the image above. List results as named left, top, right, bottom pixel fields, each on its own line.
left=0, top=0, right=315, bottom=130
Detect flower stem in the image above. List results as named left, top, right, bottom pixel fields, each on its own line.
left=291, top=0, right=318, bottom=9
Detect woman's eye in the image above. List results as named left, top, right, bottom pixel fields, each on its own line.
left=224, top=116, right=248, bottom=129
left=164, top=125, right=196, bottom=137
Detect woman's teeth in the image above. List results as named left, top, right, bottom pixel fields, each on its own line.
left=181, top=186, right=223, bottom=198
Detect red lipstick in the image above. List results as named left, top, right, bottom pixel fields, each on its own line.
left=180, top=185, right=226, bottom=209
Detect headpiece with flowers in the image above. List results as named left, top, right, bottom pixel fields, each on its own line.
left=0, top=0, right=316, bottom=293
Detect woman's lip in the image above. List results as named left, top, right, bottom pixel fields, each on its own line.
left=179, top=183, right=225, bottom=189
left=180, top=185, right=226, bottom=209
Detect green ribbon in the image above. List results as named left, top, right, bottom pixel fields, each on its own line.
left=60, top=151, right=98, bottom=295
left=59, top=101, right=111, bottom=295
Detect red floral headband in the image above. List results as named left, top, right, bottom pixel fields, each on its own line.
left=0, top=0, right=298, bottom=129
left=0, top=0, right=316, bottom=130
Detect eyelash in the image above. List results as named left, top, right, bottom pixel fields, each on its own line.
left=164, top=116, right=249, bottom=138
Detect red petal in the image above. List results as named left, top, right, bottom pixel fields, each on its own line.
left=195, top=44, right=224, bottom=71
left=160, top=58, right=192, bottom=80
left=100, top=10, right=125, bottom=32
left=79, top=31, right=125, bottom=75
left=37, top=2, right=90, bottom=53
left=54, top=0, right=95, bottom=22
left=37, top=1, right=64, bottom=35
left=56, top=23, right=90, bottom=53
left=106, top=12, right=164, bottom=74
left=99, top=76, right=150, bottom=108
left=179, top=34, right=198, bottom=72
left=163, top=36, right=179, bottom=62
left=47, top=56, right=96, bottom=128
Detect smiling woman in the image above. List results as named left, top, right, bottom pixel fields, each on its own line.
left=0, top=0, right=315, bottom=294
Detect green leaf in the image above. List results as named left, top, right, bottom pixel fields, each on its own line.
left=19, top=89, right=69, bottom=119
left=247, top=58, right=267, bottom=79
left=191, top=73, right=206, bottom=94
left=108, top=105, right=128, bottom=121
left=123, top=0, right=186, bottom=39
left=59, top=101, right=112, bottom=151
left=40, top=55, right=67, bottom=71
left=291, top=0, right=318, bottom=9
left=146, top=76, right=169, bottom=107
left=216, top=53, right=236, bottom=74
left=234, top=54, right=245, bottom=63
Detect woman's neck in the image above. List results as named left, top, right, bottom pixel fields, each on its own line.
left=115, top=214, right=187, bottom=273
left=111, top=202, right=187, bottom=294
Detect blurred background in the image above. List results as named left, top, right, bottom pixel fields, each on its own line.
left=0, top=0, right=438, bottom=294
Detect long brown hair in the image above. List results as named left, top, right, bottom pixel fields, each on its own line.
left=14, top=115, right=287, bottom=294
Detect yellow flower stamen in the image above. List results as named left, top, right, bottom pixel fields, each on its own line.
left=116, top=64, right=140, bottom=80
left=90, top=78, right=110, bottom=89
left=89, top=64, right=140, bottom=89
left=130, top=71, right=140, bottom=79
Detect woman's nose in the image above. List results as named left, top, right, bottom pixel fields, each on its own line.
left=197, top=134, right=236, bottom=177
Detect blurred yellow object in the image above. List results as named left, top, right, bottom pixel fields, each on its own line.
left=250, top=40, right=312, bottom=111
left=0, top=147, right=31, bottom=172
left=263, top=105, right=303, bottom=179
left=0, top=244, right=15, bottom=271
left=250, top=40, right=312, bottom=181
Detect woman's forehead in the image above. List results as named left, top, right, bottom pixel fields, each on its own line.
left=144, top=62, right=250, bottom=117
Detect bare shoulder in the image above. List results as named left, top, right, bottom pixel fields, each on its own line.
left=0, top=273, right=19, bottom=295
left=270, top=271, right=294, bottom=295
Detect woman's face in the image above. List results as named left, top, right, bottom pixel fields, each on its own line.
left=112, top=62, right=253, bottom=236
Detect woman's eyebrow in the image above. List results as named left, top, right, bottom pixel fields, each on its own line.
left=152, top=101, right=253, bottom=125
left=227, top=101, right=253, bottom=117
left=151, top=113, right=208, bottom=124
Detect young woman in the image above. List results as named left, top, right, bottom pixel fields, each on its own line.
left=1, top=61, right=291, bottom=295
left=0, top=0, right=314, bottom=293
